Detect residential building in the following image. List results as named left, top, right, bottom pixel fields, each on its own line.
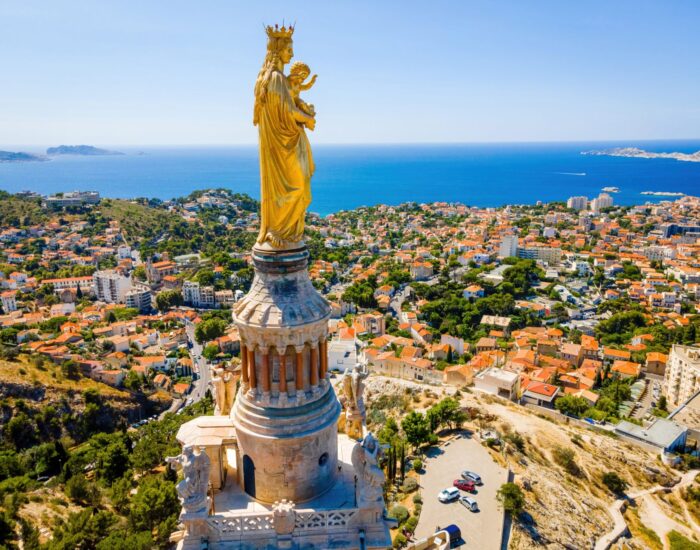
left=567, top=196, right=588, bottom=211
left=521, top=381, right=560, bottom=408
left=125, top=286, right=153, bottom=313
left=0, top=290, right=18, bottom=313
left=473, top=367, right=520, bottom=400
left=93, top=270, right=132, bottom=303
left=517, top=246, right=563, bottom=265
left=498, top=235, right=519, bottom=258
left=664, top=344, right=700, bottom=408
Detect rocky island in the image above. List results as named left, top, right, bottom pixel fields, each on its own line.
left=0, top=150, right=47, bottom=162
left=46, top=144, right=124, bottom=156
left=582, top=146, right=700, bottom=163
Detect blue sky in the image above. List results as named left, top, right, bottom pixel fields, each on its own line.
left=1, top=0, right=699, bottom=146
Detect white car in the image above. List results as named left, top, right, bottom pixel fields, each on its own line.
left=438, top=487, right=460, bottom=503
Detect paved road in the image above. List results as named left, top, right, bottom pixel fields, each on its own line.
left=185, top=321, right=210, bottom=404
left=415, top=433, right=508, bottom=549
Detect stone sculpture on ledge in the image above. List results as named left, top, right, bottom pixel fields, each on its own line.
left=167, top=445, right=211, bottom=514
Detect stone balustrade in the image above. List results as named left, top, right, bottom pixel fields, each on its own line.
left=206, top=508, right=358, bottom=537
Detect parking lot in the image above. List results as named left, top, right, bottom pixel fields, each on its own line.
left=414, top=433, right=508, bottom=549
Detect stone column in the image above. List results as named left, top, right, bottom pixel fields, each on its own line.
left=279, top=349, right=287, bottom=394
left=248, top=346, right=257, bottom=390
left=310, top=341, right=319, bottom=388
left=295, top=346, right=305, bottom=393
left=241, top=344, right=249, bottom=389
left=319, top=340, right=327, bottom=381
left=261, top=349, right=271, bottom=393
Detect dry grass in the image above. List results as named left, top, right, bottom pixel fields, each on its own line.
left=0, top=356, right=128, bottom=399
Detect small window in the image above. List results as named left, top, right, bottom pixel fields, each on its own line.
left=318, top=452, right=329, bottom=467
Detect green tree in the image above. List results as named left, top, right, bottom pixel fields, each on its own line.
left=601, top=471, right=628, bottom=495
left=129, top=476, right=179, bottom=533
left=401, top=412, right=431, bottom=451
left=554, top=395, right=589, bottom=417
left=497, top=482, right=525, bottom=515
left=156, top=290, right=183, bottom=311
left=65, top=474, right=100, bottom=506
left=202, top=343, right=220, bottom=362
left=194, top=318, right=227, bottom=344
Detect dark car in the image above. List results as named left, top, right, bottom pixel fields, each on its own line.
left=453, top=479, right=476, bottom=492
left=437, top=524, right=462, bottom=548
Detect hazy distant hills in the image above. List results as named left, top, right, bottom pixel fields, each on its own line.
left=47, top=145, right=124, bottom=156
left=0, top=145, right=125, bottom=163
left=582, top=147, right=700, bottom=163
left=0, top=150, right=47, bottom=163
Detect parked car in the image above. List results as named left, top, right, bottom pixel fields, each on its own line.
left=438, top=487, right=460, bottom=503
left=453, top=479, right=476, bottom=492
left=461, top=470, right=482, bottom=485
left=436, top=524, right=462, bottom=548
left=459, top=496, right=479, bottom=512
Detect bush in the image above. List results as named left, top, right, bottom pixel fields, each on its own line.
left=412, top=458, right=423, bottom=472
left=393, top=533, right=407, bottom=548
left=552, top=446, right=581, bottom=476
left=497, top=482, right=525, bottom=515
left=602, top=471, right=628, bottom=495
left=401, top=477, right=418, bottom=493
left=404, top=516, right=418, bottom=533
left=667, top=530, right=700, bottom=550
left=412, top=493, right=423, bottom=505
left=389, top=504, right=409, bottom=525
left=65, top=474, right=99, bottom=505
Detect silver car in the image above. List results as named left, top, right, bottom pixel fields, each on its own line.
left=459, top=496, right=479, bottom=512
left=461, top=470, right=483, bottom=485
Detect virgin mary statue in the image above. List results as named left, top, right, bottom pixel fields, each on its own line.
left=254, top=25, right=316, bottom=248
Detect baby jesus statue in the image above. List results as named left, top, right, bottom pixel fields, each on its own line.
left=288, top=61, right=317, bottom=117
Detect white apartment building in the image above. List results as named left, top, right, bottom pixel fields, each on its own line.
left=516, top=246, right=562, bottom=265
left=183, top=280, right=216, bottom=308
left=498, top=235, right=519, bottom=258
left=664, top=344, right=700, bottom=408
left=1, top=291, right=18, bottom=313
left=590, top=193, right=613, bottom=213
left=567, top=196, right=588, bottom=211
left=92, top=270, right=132, bottom=303
left=125, top=286, right=152, bottom=312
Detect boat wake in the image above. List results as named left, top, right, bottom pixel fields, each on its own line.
left=556, top=172, right=586, bottom=176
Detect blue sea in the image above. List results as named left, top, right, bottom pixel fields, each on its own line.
left=1, top=141, right=699, bottom=216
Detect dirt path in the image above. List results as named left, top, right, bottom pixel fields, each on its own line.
left=594, top=469, right=700, bottom=550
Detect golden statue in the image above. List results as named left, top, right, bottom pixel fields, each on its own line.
left=254, top=24, right=316, bottom=248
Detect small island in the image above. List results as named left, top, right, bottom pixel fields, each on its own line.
left=582, top=147, right=700, bottom=163
left=0, top=150, right=47, bottom=163
left=47, top=145, right=124, bottom=156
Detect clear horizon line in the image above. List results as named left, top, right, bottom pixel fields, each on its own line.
left=3, top=137, right=700, bottom=149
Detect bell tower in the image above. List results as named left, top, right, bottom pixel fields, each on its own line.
left=230, top=243, right=340, bottom=503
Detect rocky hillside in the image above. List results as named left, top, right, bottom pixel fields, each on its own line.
left=361, top=375, right=698, bottom=550
left=0, top=356, right=168, bottom=448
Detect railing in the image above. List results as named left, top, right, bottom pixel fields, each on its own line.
left=207, top=508, right=358, bottom=536
left=208, top=513, right=274, bottom=534
left=295, top=509, right=358, bottom=531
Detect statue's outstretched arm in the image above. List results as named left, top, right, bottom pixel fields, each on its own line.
left=300, top=75, right=317, bottom=91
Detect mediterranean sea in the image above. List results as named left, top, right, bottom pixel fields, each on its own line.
left=1, top=141, right=699, bottom=216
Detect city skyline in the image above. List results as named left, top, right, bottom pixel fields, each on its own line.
left=2, top=0, right=700, bottom=146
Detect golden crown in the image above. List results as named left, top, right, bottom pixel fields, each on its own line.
left=265, top=23, right=294, bottom=39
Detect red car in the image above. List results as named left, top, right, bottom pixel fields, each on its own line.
left=453, top=479, right=476, bottom=492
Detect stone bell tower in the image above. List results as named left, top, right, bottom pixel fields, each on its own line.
left=230, top=244, right=341, bottom=504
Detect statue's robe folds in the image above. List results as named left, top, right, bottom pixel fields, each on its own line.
left=256, top=69, right=314, bottom=246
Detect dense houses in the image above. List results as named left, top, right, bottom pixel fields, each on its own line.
left=2, top=189, right=699, bottom=457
